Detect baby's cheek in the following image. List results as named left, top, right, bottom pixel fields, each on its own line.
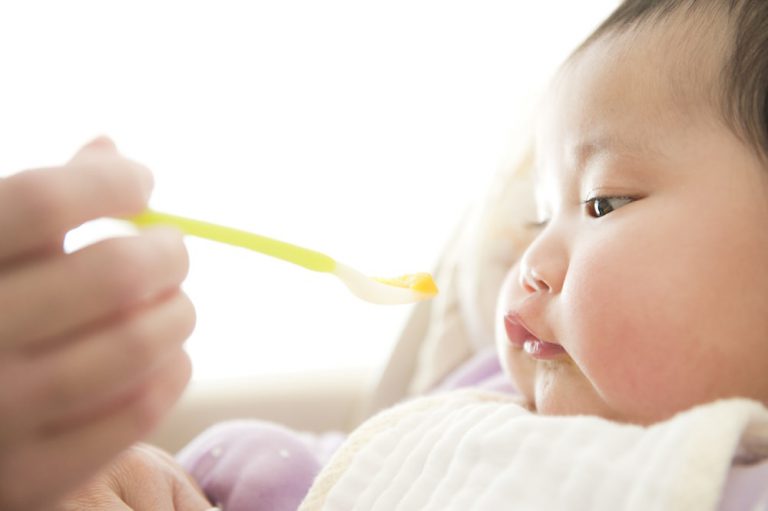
left=565, top=266, right=700, bottom=422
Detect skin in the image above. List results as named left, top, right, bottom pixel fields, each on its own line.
left=0, top=138, right=197, bottom=510
left=495, top=26, right=768, bottom=425
left=58, top=443, right=212, bottom=511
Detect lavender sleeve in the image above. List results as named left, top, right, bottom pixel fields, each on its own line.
left=719, top=461, right=768, bottom=510
left=176, top=420, right=344, bottom=511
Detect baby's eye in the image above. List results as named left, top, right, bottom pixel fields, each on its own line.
left=583, top=196, right=634, bottom=218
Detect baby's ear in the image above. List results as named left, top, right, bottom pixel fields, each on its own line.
left=68, top=136, right=118, bottom=163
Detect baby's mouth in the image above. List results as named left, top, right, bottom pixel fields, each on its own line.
left=504, top=312, right=567, bottom=360
left=522, top=339, right=566, bottom=359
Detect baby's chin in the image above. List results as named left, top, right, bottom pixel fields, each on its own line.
left=534, top=385, right=617, bottom=420
left=497, top=336, right=643, bottom=423
left=499, top=342, right=702, bottom=425
left=506, top=356, right=628, bottom=422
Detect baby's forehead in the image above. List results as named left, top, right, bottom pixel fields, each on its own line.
left=535, top=9, right=732, bottom=166
left=555, top=6, right=730, bottom=122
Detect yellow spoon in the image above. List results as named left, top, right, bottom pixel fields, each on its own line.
left=128, top=209, right=438, bottom=305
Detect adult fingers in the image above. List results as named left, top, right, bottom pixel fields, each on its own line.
left=173, top=479, right=218, bottom=511
left=36, top=291, right=196, bottom=432
left=117, top=444, right=213, bottom=511
left=57, top=480, right=132, bottom=511
left=0, top=351, right=192, bottom=511
left=0, top=290, right=194, bottom=441
left=0, top=226, right=188, bottom=350
left=96, top=444, right=214, bottom=511
left=123, top=444, right=212, bottom=511
left=68, top=135, right=119, bottom=160
left=0, top=138, right=153, bottom=264
left=166, top=450, right=217, bottom=511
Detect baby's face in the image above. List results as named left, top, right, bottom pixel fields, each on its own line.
left=495, top=31, right=768, bottom=424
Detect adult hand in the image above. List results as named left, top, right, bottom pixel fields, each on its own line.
left=0, top=138, right=196, bottom=511
left=58, top=443, right=216, bottom=511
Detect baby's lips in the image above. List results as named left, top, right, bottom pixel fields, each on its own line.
left=523, top=338, right=568, bottom=359
left=503, top=312, right=536, bottom=349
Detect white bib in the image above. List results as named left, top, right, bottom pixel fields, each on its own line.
left=300, top=391, right=768, bottom=511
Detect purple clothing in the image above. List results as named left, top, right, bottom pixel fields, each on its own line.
left=177, top=420, right=344, bottom=510
left=431, top=347, right=518, bottom=395
left=177, top=348, right=768, bottom=510
left=720, top=461, right=768, bottom=509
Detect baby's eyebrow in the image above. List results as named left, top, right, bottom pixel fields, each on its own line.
left=573, top=134, right=664, bottom=171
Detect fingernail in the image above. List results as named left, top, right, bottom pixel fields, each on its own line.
left=85, top=135, right=117, bottom=151
left=144, top=225, right=184, bottom=243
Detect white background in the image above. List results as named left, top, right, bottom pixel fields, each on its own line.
left=0, top=1, right=617, bottom=381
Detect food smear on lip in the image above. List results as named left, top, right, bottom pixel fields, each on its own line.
left=523, top=339, right=567, bottom=359
left=504, top=312, right=567, bottom=359
left=374, top=272, right=438, bottom=296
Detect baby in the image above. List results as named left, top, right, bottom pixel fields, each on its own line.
left=62, top=0, right=768, bottom=509
left=497, top=0, right=768, bottom=425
